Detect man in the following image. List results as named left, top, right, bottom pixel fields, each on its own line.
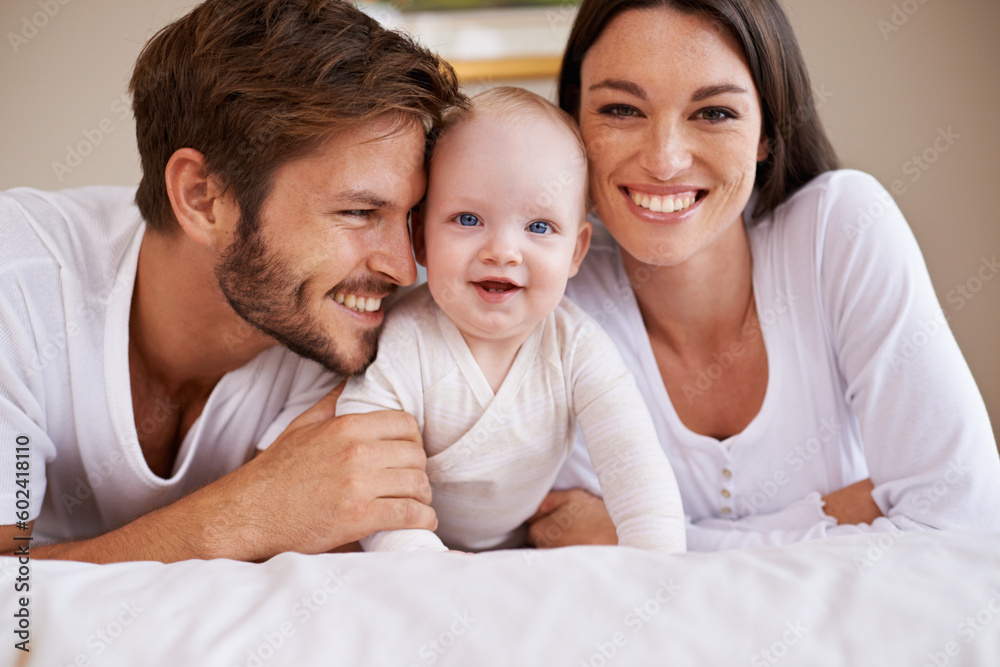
left=0, top=0, right=464, bottom=562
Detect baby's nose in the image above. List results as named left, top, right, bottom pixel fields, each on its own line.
left=479, top=230, right=522, bottom=265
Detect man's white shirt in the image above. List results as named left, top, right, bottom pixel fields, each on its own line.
left=0, top=187, right=336, bottom=544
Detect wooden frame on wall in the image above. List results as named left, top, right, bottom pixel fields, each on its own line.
left=449, top=55, right=564, bottom=81
left=363, top=1, right=579, bottom=83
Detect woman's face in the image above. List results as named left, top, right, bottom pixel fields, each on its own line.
left=579, top=7, right=768, bottom=268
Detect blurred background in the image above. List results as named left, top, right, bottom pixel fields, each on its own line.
left=0, top=0, right=997, bottom=441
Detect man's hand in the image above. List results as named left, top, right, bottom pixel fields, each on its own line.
left=211, top=383, right=435, bottom=560
left=821, top=478, right=883, bottom=525
left=3, top=384, right=435, bottom=563
left=526, top=489, right=617, bottom=548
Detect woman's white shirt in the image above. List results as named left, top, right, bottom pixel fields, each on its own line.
left=559, top=169, right=1000, bottom=550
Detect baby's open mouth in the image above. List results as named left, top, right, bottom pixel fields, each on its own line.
left=474, top=280, right=519, bottom=294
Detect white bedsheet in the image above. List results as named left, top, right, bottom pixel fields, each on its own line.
left=3, top=530, right=999, bottom=666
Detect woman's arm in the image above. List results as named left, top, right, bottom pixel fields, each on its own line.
left=815, top=171, right=1000, bottom=532
left=528, top=480, right=881, bottom=550
left=820, top=479, right=881, bottom=525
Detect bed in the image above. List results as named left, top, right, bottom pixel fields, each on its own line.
left=4, top=530, right=999, bottom=666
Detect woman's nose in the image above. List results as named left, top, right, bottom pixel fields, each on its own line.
left=639, top=119, right=694, bottom=180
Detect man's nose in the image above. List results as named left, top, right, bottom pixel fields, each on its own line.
left=368, top=214, right=417, bottom=286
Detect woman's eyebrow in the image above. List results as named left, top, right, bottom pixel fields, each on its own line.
left=588, top=80, right=749, bottom=103
left=691, top=84, right=749, bottom=101
left=588, top=79, right=647, bottom=100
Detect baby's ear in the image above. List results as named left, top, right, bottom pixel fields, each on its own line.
left=568, top=218, right=593, bottom=279
left=410, top=207, right=428, bottom=267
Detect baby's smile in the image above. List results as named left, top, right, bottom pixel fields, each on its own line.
left=472, top=278, right=522, bottom=304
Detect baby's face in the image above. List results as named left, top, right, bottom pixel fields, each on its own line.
left=419, top=113, right=589, bottom=347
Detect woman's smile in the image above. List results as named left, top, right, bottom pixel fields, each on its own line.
left=579, top=7, right=767, bottom=268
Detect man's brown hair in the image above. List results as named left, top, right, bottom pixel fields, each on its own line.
left=129, top=0, right=464, bottom=235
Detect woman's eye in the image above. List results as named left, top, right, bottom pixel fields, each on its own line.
left=599, top=104, right=639, bottom=118
left=527, top=221, right=550, bottom=235
left=458, top=213, right=479, bottom=226
left=699, top=107, right=736, bottom=123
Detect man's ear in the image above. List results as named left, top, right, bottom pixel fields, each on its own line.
left=410, top=206, right=428, bottom=267
left=164, top=148, right=234, bottom=248
left=567, top=218, right=593, bottom=279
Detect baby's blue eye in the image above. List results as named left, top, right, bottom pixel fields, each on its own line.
left=458, top=213, right=479, bottom=226
left=527, top=221, right=550, bottom=234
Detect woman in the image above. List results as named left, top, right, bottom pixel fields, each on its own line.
left=528, top=0, right=1000, bottom=550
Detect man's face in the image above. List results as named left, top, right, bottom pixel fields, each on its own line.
left=216, top=117, right=426, bottom=376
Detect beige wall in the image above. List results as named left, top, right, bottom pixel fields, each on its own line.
left=785, top=0, right=1000, bottom=440
left=1, top=0, right=997, bottom=437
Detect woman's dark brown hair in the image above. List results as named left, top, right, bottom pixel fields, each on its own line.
left=130, top=0, right=464, bottom=235
left=559, top=0, right=838, bottom=221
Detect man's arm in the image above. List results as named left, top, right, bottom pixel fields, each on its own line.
left=0, top=387, right=435, bottom=563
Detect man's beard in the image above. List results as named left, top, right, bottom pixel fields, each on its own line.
left=215, top=220, right=389, bottom=377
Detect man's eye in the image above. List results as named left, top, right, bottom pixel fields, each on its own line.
left=527, top=221, right=550, bottom=234
left=344, top=210, right=371, bottom=217
left=458, top=213, right=479, bottom=226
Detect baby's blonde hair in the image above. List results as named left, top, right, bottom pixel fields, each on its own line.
left=436, top=86, right=587, bottom=168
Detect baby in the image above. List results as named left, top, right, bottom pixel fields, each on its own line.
left=338, top=87, right=686, bottom=553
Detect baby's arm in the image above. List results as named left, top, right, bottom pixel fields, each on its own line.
left=569, top=317, right=686, bottom=553
left=336, top=309, right=448, bottom=553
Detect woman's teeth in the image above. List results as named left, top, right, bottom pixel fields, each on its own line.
left=630, top=191, right=696, bottom=213
left=334, top=292, right=381, bottom=313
